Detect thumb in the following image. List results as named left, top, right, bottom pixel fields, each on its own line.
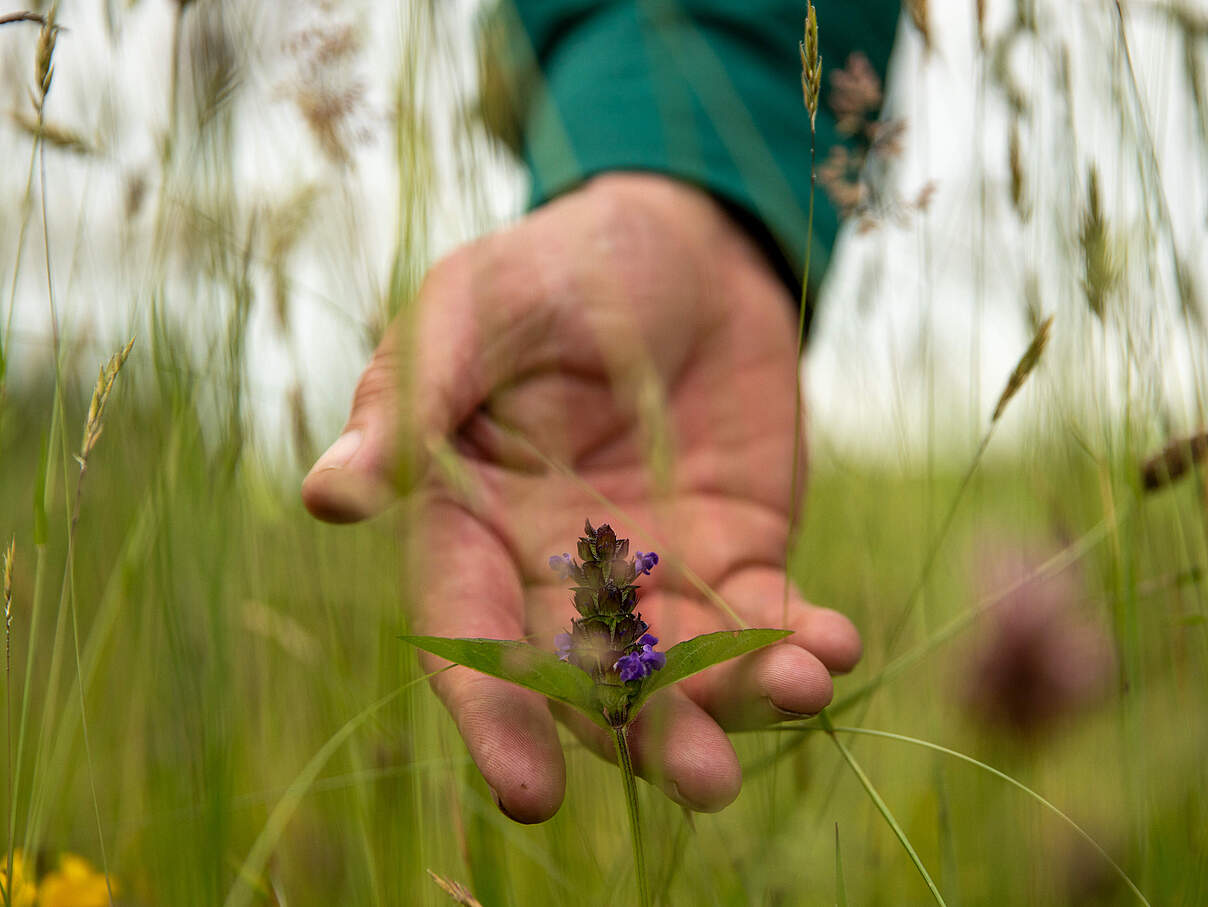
left=300, top=322, right=413, bottom=523
left=301, top=239, right=549, bottom=523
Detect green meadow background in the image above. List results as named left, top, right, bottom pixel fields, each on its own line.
left=2, top=0, right=1207, bottom=904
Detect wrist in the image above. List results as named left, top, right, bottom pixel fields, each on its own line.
left=580, top=171, right=799, bottom=316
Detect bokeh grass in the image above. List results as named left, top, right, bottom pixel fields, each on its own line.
left=2, top=380, right=1206, bottom=903
left=3, top=0, right=1208, bottom=904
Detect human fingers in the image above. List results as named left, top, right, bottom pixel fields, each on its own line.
left=301, top=229, right=564, bottom=523
left=302, top=174, right=732, bottom=525
left=673, top=566, right=860, bottom=728
left=551, top=687, right=742, bottom=813
left=415, top=501, right=566, bottom=823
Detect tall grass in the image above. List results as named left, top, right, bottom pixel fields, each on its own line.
left=1, top=0, right=1207, bottom=904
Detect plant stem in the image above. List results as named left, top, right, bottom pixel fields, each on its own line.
left=613, top=725, right=650, bottom=907
left=819, top=710, right=946, bottom=906
left=783, top=131, right=817, bottom=629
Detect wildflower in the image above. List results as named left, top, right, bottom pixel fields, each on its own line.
left=554, top=631, right=573, bottom=661
left=38, top=853, right=115, bottom=907
left=1, top=850, right=37, bottom=907
left=615, top=635, right=666, bottom=681
left=634, top=551, right=658, bottom=575
left=550, top=521, right=664, bottom=723
left=549, top=552, right=574, bottom=579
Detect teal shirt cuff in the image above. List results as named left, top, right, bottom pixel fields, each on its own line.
left=487, top=1, right=900, bottom=303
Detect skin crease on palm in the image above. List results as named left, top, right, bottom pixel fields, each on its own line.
left=301, top=172, right=863, bottom=824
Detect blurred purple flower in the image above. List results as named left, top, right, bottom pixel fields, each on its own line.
left=634, top=551, right=659, bottom=575
left=554, top=632, right=573, bottom=662
left=963, top=538, right=1115, bottom=738
left=549, top=553, right=574, bottom=580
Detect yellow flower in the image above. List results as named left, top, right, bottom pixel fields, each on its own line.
left=1, top=849, right=38, bottom=907
left=38, top=853, right=116, bottom=907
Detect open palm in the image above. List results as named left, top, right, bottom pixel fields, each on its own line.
left=303, top=174, right=860, bottom=822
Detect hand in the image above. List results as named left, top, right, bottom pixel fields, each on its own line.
left=301, top=173, right=861, bottom=822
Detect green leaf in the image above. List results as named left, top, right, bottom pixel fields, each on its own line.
left=401, top=636, right=607, bottom=728
left=632, top=628, right=792, bottom=709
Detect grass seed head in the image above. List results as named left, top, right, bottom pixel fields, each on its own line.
left=1008, top=119, right=1028, bottom=221
left=1140, top=432, right=1208, bottom=493
left=830, top=52, right=882, bottom=136
left=34, top=5, right=58, bottom=106
left=80, top=337, right=135, bottom=466
left=426, top=870, right=482, bottom=906
left=1175, top=254, right=1203, bottom=328
left=1079, top=166, right=1121, bottom=321
left=3, top=536, right=13, bottom=627
left=906, top=0, right=931, bottom=52
left=800, top=2, right=821, bottom=131
left=11, top=110, right=92, bottom=154
left=992, top=315, right=1052, bottom=423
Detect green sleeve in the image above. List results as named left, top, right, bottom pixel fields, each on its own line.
left=480, top=0, right=900, bottom=305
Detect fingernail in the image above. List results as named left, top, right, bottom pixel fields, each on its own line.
left=666, top=780, right=709, bottom=813
left=310, top=429, right=362, bottom=474
left=770, top=701, right=816, bottom=721
left=488, top=786, right=517, bottom=822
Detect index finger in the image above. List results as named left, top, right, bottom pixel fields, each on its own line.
left=415, top=498, right=566, bottom=823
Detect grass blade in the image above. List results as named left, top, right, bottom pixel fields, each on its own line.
left=825, top=725, right=1151, bottom=906
left=834, top=822, right=847, bottom=907
left=818, top=711, right=946, bottom=906
left=223, top=676, right=433, bottom=907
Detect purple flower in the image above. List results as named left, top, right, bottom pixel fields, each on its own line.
left=634, top=550, right=659, bottom=575
left=554, top=632, right=573, bottom=662
left=549, top=552, right=574, bottom=579
left=614, top=637, right=666, bottom=682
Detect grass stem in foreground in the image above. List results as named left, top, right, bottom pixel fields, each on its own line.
left=781, top=723, right=1150, bottom=906
left=819, top=710, right=946, bottom=906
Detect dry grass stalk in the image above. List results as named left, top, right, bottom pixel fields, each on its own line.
left=288, top=383, right=314, bottom=469
left=1186, top=36, right=1208, bottom=148
left=1024, top=272, right=1045, bottom=335
left=799, top=2, right=821, bottom=131
left=79, top=338, right=135, bottom=468
left=989, top=32, right=1030, bottom=116
left=976, top=0, right=987, bottom=49
left=1079, top=167, right=1121, bottom=321
left=906, top=0, right=931, bottom=52
left=1140, top=432, right=1208, bottom=492
left=33, top=5, right=58, bottom=111
left=1008, top=119, right=1028, bottom=221
left=2, top=537, right=12, bottom=643
left=426, top=870, right=483, bottom=907
left=0, top=11, right=48, bottom=28
left=1014, top=0, right=1036, bottom=32
left=830, top=53, right=881, bottom=136
left=992, top=315, right=1053, bottom=423
left=1175, top=254, right=1203, bottom=328
left=266, top=185, right=319, bottom=330
left=280, top=12, right=373, bottom=166
left=10, top=110, right=92, bottom=155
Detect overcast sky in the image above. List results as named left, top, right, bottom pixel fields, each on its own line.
left=2, top=0, right=1205, bottom=469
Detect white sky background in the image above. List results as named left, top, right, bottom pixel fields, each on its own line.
left=1, top=0, right=1206, bottom=471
